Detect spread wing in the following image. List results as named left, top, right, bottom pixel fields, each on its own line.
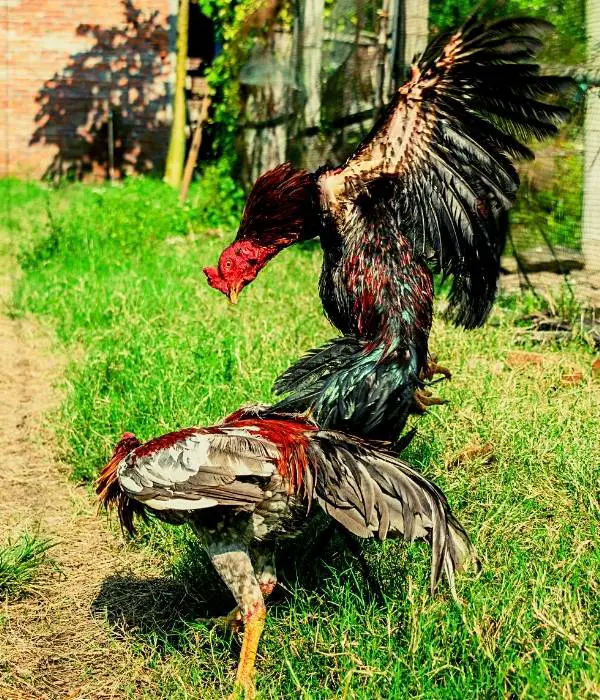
left=318, top=15, right=574, bottom=328
left=307, top=432, right=476, bottom=594
left=117, top=427, right=279, bottom=511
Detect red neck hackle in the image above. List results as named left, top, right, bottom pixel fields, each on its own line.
left=204, top=163, right=318, bottom=302
left=221, top=412, right=318, bottom=496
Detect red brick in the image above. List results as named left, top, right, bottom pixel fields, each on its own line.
left=2, top=0, right=173, bottom=180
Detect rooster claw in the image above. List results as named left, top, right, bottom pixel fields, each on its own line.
left=423, top=355, right=452, bottom=382
left=413, top=388, right=447, bottom=413
left=197, top=606, right=243, bottom=634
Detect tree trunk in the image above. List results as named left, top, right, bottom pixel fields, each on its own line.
left=164, top=0, right=189, bottom=188
left=298, top=0, right=323, bottom=169
left=239, top=29, right=293, bottom=188
left=583, top=0, right=600, bottom=271
left=302, top=0, right=323, bottom=128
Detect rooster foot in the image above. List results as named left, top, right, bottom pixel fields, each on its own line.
left=198, top=606, right=243, bottom=634
left=413, top=388, right=447, bottom=414
left=423, top=356, right=452, bottom=382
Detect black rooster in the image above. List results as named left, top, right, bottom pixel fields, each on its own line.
left=205, top=15, right=574, bottom=442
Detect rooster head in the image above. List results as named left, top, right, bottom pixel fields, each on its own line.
left=203, top=240, right=276, bottom=304
left=204, top=163, right=318, bottom=303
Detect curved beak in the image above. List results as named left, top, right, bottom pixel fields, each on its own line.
left=227, top=286, right=240, bottom=305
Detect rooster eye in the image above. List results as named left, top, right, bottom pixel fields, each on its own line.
left=225, top=260, right=232, bottom=270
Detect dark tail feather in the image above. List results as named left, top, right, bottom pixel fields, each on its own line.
left=308, top=433, right=477, bottom=595
left=273, top=337, right=421, bottom=443
left=96, top=454, right=146, bottom=536
left=273, top=336, right=361, bottom=395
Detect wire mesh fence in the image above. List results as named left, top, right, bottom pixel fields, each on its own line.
left=239, top=0, right=403, bottom=182
left=237, top=0, right=599, bottom=308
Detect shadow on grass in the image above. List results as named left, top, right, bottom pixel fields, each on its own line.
left=91, top=571, right=234, bottom=650
left=91, top=521, right=410, bottom=653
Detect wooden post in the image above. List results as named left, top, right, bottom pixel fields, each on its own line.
left=583, top=0, right=600, bottom=271
left=379, top=0, right=401, bottom=102
left=164, top=0, right=189, bottom=188
left=397, top=0, right=429, bottom=78
left=302, top=0, right=323, bottom=128
left=179, top=93, right=211, bottom=203
left=107, top=101, right=115, bottom=182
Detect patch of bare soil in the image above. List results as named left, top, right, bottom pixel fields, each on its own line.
left=0, top=303, right=163, bottom=698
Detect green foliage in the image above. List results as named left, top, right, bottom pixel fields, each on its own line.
left=0, top=532, right=56, bottom=599
left=197, top=0, right=278, bottom=166
left=17, top=222, right=60, bottom=271
left=201, top=0, right=585, bottom=177
left=510, top=147, right=583, bottom=251
left=189, top=160, right=245, bottom=229
left=5, top=178, right=599, bottom=697
left=429, top=0, right=586, bottom=63
left=429, top=0, right=475, bottom=31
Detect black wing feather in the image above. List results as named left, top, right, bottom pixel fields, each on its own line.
left=319, top=14, right=575, bottom=328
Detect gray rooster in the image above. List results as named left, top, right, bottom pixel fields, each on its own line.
left=97, top=408, right=474, bottom=697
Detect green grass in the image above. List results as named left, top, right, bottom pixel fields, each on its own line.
left=0, top=532, right=56, bottom=600
left=4, top=176, right=329, bottom=480
left=2, top=177, right=599, bottom=698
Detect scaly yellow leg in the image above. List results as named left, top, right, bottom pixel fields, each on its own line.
left=231, top=601, right=267, bottom=700
left=209, top=548, right=270, bottom=699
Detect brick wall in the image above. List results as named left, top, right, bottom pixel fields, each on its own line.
left=1, top=0, right=174, bottom=180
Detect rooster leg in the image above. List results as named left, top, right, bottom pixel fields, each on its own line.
left=210, top=547, right=266, bottom=700
left=234, top=600, right=267, bottom=699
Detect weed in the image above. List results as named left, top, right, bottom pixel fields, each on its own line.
left=17, top=224, right=61, bottom=271
left=0, top=532, right=57, bottom=599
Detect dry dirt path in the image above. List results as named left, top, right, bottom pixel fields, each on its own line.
left=0, top=279, right=161, bottom=699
